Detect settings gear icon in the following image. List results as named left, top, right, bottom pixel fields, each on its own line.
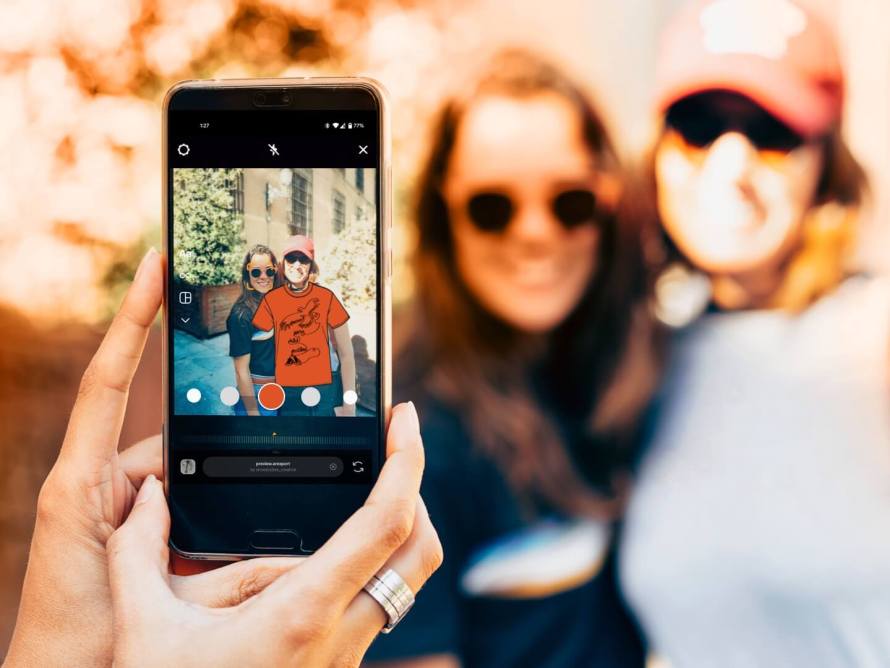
left=177, top=143, right=190, bottom=157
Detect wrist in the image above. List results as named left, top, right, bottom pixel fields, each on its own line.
left=8, top=570, right=113, bottom=668
left=8, top=513, right=113, bottom=667
left=6, top=617, right=111, bottom=668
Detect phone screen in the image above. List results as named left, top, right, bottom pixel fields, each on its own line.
left=164, top=83, right=387, bottom=557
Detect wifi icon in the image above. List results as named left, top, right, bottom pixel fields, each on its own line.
left=332, top=122, right=339, bottom=128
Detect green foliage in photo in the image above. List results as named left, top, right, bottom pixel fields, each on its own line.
left=324, top=207, right=377, bottom=309
left=173, top=169, right=244, bottom=285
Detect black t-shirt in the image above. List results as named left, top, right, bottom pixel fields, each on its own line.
left=226, top=297, right=274, bottom=378
left=365, top=397, right=646, bottom=668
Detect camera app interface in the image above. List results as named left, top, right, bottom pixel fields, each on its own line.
left=168, top=104, right=380, bottom=487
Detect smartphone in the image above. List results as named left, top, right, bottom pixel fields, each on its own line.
left=162, top=79, right=391, bottom=558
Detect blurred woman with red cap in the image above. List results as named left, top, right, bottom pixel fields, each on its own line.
left=620, top=1, right=890, bottom=665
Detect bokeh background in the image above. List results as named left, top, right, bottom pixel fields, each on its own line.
left=1, top=0, right=889, bottom=653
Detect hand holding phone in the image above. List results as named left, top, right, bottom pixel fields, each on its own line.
left=5, top=251, right=286, bottom=666
left=7, top=253, right=439, bottom=666
left=107, top=403, right=441, bottom=666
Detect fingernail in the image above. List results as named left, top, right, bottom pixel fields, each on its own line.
left=405, top=401, right=420, bottom=433
left=134, top=474, right=157, bottom=506
left=134, top=247, right=158, bottom=281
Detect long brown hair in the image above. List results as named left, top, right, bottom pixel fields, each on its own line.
left=398, top=50, right=660, bottom=517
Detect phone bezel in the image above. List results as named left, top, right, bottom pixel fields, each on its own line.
left=161, top=78, right=392, bottom=560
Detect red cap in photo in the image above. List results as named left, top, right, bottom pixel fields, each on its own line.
left=282, top=235, right=315, bottom=260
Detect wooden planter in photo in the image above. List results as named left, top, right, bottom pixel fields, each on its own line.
left=173, top=283, right=240, bottom=339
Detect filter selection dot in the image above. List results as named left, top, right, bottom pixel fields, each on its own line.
left=301, top=387, right=321, bottom=407
left=257, top=383, right=286, bottom=411
left=220, top=386, right=240, bottom=407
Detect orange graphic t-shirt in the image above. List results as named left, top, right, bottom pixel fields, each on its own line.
left=252, top=284, right=349, bottom=387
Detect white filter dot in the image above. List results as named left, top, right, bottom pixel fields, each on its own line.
left=301, top=387, right=321, bottom=407
left=343, top=390, right=358, bottom=405
left=220, top=386, right=240, bottom=407
left=186, top=388, right=201, bottom=403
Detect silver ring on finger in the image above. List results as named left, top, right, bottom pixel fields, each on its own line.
left=362, top=568, right=416, bottom=634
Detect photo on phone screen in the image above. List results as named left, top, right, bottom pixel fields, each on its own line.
left=164, top=82, right=388, bottom=558
left=172, top=167, right=377, bottom=419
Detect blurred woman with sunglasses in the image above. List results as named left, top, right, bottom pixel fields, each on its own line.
left=620, top=1, right=890, bottom=665
left=227, top=243, right=281, bottom=416
left=366, top=50, right=658, bottom=668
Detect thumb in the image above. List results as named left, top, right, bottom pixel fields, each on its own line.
left=107, top=475, right=173, bottom=623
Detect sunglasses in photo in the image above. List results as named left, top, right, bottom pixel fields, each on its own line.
left=249, top=267, right=276, bottom=279
left=284, top=252, right=312, bottom=265
left=665, top=96, right=807, bottom=154
left=463, top=187, right=605, bottom=234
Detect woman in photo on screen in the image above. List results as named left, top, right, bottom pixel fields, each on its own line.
left=619, top=1, right=890, bottom=666
left=226, top=243, right=281, bottom=416
left=365, top=49, right=660, bottom=668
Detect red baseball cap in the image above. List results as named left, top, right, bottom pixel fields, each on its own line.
left=282, top=235, right=314, bottom=260
left=654, top=0, right=844, bottom=138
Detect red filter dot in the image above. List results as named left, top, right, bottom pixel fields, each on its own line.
left=257, top=383, right=286, bottom=411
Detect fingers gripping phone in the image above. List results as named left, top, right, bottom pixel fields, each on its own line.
left=162, top=79, right=391, bottom=558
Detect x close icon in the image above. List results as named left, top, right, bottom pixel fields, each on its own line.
left=358, top=145, right=368, bottom=155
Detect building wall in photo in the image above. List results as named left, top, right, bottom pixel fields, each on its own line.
left=239, top=167, right=379, bottom=363
left=240, top=167, right=376, bottom=264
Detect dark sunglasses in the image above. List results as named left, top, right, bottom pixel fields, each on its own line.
left=666, top=94, right=806, bottom=153
left=284, top=252, right=311, bottom=265
left=249, top=267, right=276, bottom=279
left=465, top=188, right=601, bottom=233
